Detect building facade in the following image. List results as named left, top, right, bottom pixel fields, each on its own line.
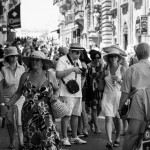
left=55, top=0, right=150, bottom=51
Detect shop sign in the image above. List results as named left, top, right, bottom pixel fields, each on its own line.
left=141, top=16, right=147, bottom=35
left=8, top=3, right=21, bottom=29
left=135, top=16, right=140, bottom=35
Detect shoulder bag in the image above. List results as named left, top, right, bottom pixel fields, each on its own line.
left=61, top=54, right=79, bottom=94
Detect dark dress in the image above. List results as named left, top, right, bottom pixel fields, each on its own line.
left=22, top=72, right=60, bottom=150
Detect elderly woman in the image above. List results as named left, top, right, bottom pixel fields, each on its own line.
left=2, top=51, right=60, bottom=149
left=119, top=42, right=150, bottom=150
left=87, top=50, right=104, bottom=134
left=101, top=46, right=126, bottom=148
left=0, top=46, right=25, bottom=149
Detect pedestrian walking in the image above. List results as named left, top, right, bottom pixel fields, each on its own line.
left=0, top=46, right=25, bottom=149
left=101, top=46, right=126, bottom=148
left=56, top=43, right=87, bottom=146
left=1, top=51, right=61, bottom=149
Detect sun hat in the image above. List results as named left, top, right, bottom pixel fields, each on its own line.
left=58, top=47, right=68, bottom=55
left=69, top=43, right=84, bottom=51
left=103, top=47, right=124, bottom=63
left=22, top=51, right=53, bottom=70
left=4, top=46, right=19, bottom=58
left=103, top=45, right=127, bottom=57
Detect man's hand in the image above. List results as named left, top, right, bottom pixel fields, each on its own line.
left=73, top=67, right=82, bottom=74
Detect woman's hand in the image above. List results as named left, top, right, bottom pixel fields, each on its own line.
left=50, top=94, right=59, bottom=103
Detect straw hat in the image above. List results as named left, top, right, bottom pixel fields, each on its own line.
left=4, top=46, right=19, bottom=58
left=103, top=48, right=124, bottom=63
left=103, top=45, right=127, bottom=57
left=69, top=43, right=84, bottom=51
left=22, top=51, right=53, bottom=70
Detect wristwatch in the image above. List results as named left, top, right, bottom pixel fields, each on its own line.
left=0, top=103, right=10, bottom=109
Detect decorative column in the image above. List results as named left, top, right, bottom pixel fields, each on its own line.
left=101, top=0, right=112, bottom=48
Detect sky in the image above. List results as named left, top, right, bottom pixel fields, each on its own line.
left=20, top=0, right=59, bottom=32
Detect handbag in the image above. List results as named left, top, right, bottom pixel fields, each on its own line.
left=50, top=99, right=69, bottom=118
left=46, top=71, right=69, bottom=118
left=119, top=87, right=137, bottom=120
left=61, top=54, right=79, bottom=94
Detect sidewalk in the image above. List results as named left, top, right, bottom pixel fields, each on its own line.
left=0, top=116, right=125, bottom=150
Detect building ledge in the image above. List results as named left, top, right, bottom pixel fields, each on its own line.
left=120, top=2, right=129, bottom=8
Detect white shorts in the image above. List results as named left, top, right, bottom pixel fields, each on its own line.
left=60, top=96, right=82, bottom=116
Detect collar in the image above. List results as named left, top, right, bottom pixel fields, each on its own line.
left=5, top=61, right=21, bottom=69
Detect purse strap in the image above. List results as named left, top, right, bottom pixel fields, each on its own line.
left=61, top=54, right=77, bottom=84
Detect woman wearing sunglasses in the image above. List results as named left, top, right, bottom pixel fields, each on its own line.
left=101, top=46, right=126, bottom=148
left=86, top=50, right=104, bottom=134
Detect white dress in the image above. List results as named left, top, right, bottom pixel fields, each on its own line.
left=101, top=65, right=122, bottom=117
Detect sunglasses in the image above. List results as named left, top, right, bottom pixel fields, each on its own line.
left=72, top=50, right=81, bottom=55
left=9, top=55, right=18, bottom=58
left=108, top=54, right=119, bottom=58
left=59, top=52, right=66, bottom=56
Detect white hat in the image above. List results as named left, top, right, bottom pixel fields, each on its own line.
left=103, top=48, right=124, bottom=63
left=22, top=51, right=53, bottom=70
left=4, top=46, right=19, bottom=58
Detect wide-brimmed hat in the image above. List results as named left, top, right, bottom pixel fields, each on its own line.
left=4, top=46, right=19, bottom=58
left=69, top=43, right=84, bottom=51
left=22, top=51, right=53, bottom=70
left=58, top=47, right=68, bottom=55
left=103, top=45, right=127, bottom=57
left=103, top=48, right=124, bottom=63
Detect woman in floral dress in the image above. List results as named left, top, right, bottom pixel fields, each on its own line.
left=3, top=51, right=61, bottom=150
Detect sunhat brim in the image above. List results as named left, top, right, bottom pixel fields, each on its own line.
left=4, top=52, right=19, bottom=58
left=22, top=56, right=53, bottom=69
left=103, top=51, right=124, bottom=63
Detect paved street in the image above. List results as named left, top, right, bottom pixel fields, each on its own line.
left=0, top=116, right=125, bottom=150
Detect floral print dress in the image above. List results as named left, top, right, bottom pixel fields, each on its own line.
left=22, top=73, right=60, bottom=150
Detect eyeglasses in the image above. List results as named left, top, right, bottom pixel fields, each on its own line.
left=31, top=58, right=41, bottom=62
left=72, top=50, right=81, bottom=55
left=9, top=55, right=18, bottom=58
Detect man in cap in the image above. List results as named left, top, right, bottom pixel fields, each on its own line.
left=56, top=43, right=87, bottom=146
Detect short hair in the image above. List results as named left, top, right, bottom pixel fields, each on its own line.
left=135, top=43, right=150, bottom=60
left=89, top=50, right=101, bottom=61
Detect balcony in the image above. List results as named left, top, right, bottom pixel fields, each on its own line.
left=120, top=0, right=129, bottom=8
left=120, top=0, right=128, bottom=14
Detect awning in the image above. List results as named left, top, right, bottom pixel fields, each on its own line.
left=51, top=29, right=60, bottom=33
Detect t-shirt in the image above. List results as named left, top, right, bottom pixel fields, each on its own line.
left=56, top=55, right=82, bottom=97
left=121, top=59, right=150, bottom=93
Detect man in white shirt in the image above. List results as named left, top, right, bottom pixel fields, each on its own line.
left=56, top=43, right=87, bottom=146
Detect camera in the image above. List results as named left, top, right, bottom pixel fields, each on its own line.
left=79, top=68, right=86, bottom=77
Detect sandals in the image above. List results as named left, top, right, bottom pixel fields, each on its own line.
left=78, top=132, right=88, bottom=138
left=113, top=141, right=120, bottom=147
left=106, top=142, right=113, bottom=149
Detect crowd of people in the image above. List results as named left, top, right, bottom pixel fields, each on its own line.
left=0, top=37, right=150, bottom=150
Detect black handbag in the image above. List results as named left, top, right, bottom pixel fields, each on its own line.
left=61, top=54, right=80, bottom=94
left=119, top=87, right=137, bottom=120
